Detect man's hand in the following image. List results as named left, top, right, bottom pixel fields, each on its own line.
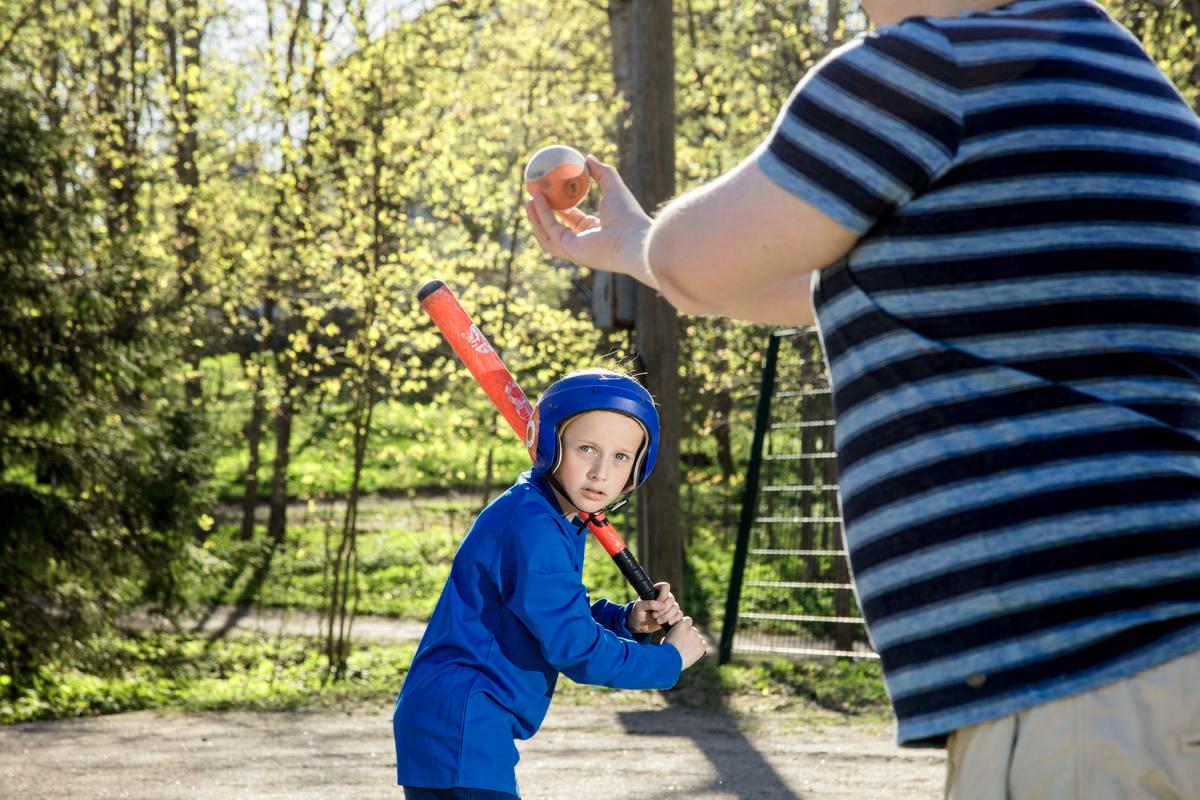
left=663, top=617, right=708, bottom=670
left=627, top=581, right=684, bottom=634
left=523, top=156, right=659, bottom=289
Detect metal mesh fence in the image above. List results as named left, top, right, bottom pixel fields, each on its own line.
left=720, top=329, right=876, bottom=661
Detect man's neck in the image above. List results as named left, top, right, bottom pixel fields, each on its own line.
left=863, top=0, right=1016, bottom=27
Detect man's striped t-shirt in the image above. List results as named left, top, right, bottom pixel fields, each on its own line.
left=758, top=0, right=1200, bottom=744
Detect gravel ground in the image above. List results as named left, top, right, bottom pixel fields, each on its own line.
left=1, top=697, right=945, bottom=799
left=5, top=606, right=946, bottom=798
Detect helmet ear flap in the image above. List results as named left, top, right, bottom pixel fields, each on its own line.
left=622, top=418, right=650, bottom=494
left=551, top=423, right=567, bottom=474
left=524, top=409, right=539, bottom=459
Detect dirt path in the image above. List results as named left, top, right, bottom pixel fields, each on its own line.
left=8, top=608, right=946, bottom=798
left=128, top=604, right=429, bottom=645
left=1, top=696, right=944, bottom=799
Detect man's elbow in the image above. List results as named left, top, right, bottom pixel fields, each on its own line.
left=646, top=225, right=717, bottom=317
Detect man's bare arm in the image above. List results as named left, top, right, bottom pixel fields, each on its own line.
left=646, top=154, right=859, bottom=326
left=524, top=153, right=858, bottom=326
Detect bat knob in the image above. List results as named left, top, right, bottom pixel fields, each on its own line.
left=417, top=279, right=446, bottom=301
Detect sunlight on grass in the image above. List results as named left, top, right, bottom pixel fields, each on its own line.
left=203, top=497, right=478, bottom=619
left=1, top=632, right=416, bottom=724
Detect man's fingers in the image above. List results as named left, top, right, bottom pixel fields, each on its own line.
left=525, top=193, right=571, bottom=256
left=585, top=155, right=631, bottom=196
left=527, top=192, right=559, bottom=232
left=527, top=190, right=591, bottom=233
left=524, top=198, right=550, bottom=243
left=558, top=206, right=597, bottom=232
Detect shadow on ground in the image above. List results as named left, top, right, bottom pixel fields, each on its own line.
left=618, top=705, right=802, bottom=799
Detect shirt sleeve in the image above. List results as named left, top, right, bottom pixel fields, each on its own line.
left=757, top=19, right=962, bottom=234
left=589, top=597, right=629, bottom=635
left=507, top=515, right=681, bottom=689
left=589, top=598, right=652, bottom=643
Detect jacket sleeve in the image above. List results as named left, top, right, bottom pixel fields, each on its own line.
left=507, top=515, right=681, bottom=689
left=590, top=598, right=652, bottom=643
left=589, top=597, right=628, bottom=635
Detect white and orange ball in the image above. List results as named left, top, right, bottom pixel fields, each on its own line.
left=524, top=145, right=590, bottom=211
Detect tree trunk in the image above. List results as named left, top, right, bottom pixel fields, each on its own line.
left=479, top=439, right=495, bottom=515
left=240, top=354, right=266, bottom=541
left=93, top=0, right=138, bottom=237
left=1183, top=0, right=1200, bottom=30
left=714, top=387, right=734, bottom=482
left=827, top=0, right=842, bottom=41
left=267, top=374, right=295, bottom=546
left=327, top=380, right=373, bottom=680
left=833, top=554, right=855, bottom=652
left=597, top=1, right=640, bottom=331
left=164, top=0, right=206, bottom=405
left=609, top=0, right=684, bottom=599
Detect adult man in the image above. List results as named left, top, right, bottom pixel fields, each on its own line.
left=525, top=0, right=1200, bottom=796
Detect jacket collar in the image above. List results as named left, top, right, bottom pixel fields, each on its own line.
left=521, top=469, right=585, bottom=535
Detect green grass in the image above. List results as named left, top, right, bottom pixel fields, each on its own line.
left=203, top=354, right=531, bottom=502
left=710, top=657, right=889, bottom=715
left=552, top=655, right=888, bottom=720
left=1, top=628, right=886, bottom=726
left=199, top=350, right=748, bottom=633
left=201, top=353, right=758, bottom=507
left=1, top=631, right=416, bottom=724
left=198, top=483, right=737, bottom=628
left=201, top=496, right=479, bottom=619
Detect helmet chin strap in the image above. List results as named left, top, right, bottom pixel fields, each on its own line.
left=544, top=472, right=631, bottom=530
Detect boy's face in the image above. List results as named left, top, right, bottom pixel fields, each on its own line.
left=552, top=410, right=645, bottom=516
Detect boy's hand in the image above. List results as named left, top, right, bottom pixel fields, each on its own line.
left=664, top=617, right=708, bottom=670
left=627, top=582, right=683, bottom=634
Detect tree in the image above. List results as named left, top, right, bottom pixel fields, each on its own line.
left=0, top=87, right=211, bottom=693
left=1103, top=0, right=1198, bottom=112
left=608, top=0, right=685, bottom=600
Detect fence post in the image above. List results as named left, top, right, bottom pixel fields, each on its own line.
left=719, top=331, right=782, bottom=664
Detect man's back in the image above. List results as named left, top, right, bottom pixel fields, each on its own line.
left=757, top=0, right=1200, bottom=745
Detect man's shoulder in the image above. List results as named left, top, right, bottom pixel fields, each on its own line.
left=815, top=12, right=958, bottom=88
left=883, top=0, right=1114, bottom=44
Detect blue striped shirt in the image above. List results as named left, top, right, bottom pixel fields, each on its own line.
left=759, top=0, right=1200, bottom=745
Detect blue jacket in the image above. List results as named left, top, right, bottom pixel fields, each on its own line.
left=392, top=470, right=683, bottom=795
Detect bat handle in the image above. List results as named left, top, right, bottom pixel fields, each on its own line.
left=609, top=547, right=673, bottom=632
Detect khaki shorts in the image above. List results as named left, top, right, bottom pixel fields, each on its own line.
left=944, top=650, right=1200, bottom=800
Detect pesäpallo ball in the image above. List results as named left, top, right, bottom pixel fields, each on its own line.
left=524, top=145, right=590, bottom=211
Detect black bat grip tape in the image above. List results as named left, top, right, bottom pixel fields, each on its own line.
left=610, top=548, right=673, bottom=632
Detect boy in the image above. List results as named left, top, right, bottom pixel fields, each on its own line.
left=393, top=369, right=708, bottom=799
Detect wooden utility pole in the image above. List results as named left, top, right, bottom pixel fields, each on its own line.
left=607, top=0, right=684, bottom=599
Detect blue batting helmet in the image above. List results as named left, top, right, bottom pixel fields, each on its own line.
left=528, top=369, right=659, bottom=491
